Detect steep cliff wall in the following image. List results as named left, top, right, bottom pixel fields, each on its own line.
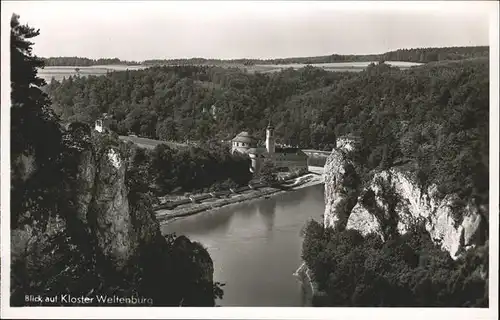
left=11, top=133, right=143, bottom=267
left=11, top=129, right=216, bottom=306
left=323, top=144, right=486, bottom=259
left=88, top=147, right=138, bottom=269
left=323, top=148, right=360, bottom=229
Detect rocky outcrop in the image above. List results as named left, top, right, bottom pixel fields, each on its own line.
left=323, top=143, right=486, bottom=259
left=73, top=149, right=96, bottom=225
left=89, top=147, right=138, bottom=269
left=11, top=129, right=218, bottom=306
left=11, top=133, right=139, bottom=269
left=323, top=148, right=360, bottom=229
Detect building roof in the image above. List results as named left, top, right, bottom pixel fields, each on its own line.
left=232, top=131, right=257, bottom=143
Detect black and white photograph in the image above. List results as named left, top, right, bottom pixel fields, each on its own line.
left=0, top=1, right=498, bottom=319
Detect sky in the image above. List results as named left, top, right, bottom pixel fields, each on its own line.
left=1, top=1, right=495, bottom=61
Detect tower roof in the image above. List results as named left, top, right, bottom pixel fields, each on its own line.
left=267, top=119, right=274, bottom=130
left=232, top=131, right=257, bottom=143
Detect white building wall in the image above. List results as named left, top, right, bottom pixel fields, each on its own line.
left=95, top=120, right=103, bottom=133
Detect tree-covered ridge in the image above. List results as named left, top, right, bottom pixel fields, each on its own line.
left=143, top=58, right=258, bottom=66
left=301, top=220, right=488, bottom=307
left=42, top=56, right=140, bottom=66
left=46, top=65, right=351, bottom=143
left=42, top=46, right=488, bottom=67
left=142, top=46, right=489, bottom=65
left=47, top=56, right=489, bottom=206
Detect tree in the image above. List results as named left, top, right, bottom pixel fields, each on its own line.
left=156, top=118, right=177, bottom=141
left=126, top=147, right=152, bottom=198
left=10, top=14, right=100, bottom=305
left=257, top=160, right=278, bottom=185
left=10, top=13, right=64, bottom=229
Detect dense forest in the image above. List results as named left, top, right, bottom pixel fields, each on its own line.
left=43, top=46, right=488, bottom=67
left=11, top=14, right=222, bottom=307
left=46, top=65, right=344, bottom=148
left=301, top=220, right=489, bottom=307
left=142, top=58, right=258, bottom=66
left=42, top=56, right=140, bottom=66
left=127, top=141, right=253, bottom=198
left=142, top=46, right=489, bottom=65
left=47, top=52, right=489, bottom=208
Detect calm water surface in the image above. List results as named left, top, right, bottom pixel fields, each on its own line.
left=161, top=184, right=325, bottom=306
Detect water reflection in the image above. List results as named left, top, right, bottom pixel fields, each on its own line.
left=239, top=201, right=259, bottom=219
left=161, top=184, right=325, bottom=306
left=278, top=189, right=309, bottom=208
left=311, top=184, right=326, bottom=203
left=161, top=205, right=235, bottom=236
left=257, top=197, right=277, bottom=233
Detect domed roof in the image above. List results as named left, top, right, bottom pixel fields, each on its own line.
left=232, top=131, right=256, bottom=143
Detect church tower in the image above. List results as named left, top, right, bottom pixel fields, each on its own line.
left=266, top=120, right=275, bottom=155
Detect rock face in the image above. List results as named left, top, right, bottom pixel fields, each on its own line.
left=323, top=143, right=486, bottom=259
left=73, top=149, right=96, bottom=225
left=88, top=147, right=138, bottom=269
left=11, top=125, right=217, bottom=306
left=11, top=133, right=141, bottom=270
left=323, top=149, right=360, bottom=229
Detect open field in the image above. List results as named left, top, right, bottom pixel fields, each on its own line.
left=38, top=65, right=148, bottom=83
left=246, top=61, right=423, bottom=73
left=39, top=60, right=424, bottom=83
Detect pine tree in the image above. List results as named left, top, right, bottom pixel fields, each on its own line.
left=10, top=13, right=63, bottom=228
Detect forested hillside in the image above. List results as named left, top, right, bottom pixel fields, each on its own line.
left=42, top=57, right=140, bottom=66
left=46, top=65, right=344, bottom=147
left=43, top=46, right=488, bottom=67
left=142, top=46, right=489, bottom=65
left=47, top=56, right=489, bottom=207
left=301, top=220, right=489, bottom=307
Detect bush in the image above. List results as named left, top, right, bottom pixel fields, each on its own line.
left=256, top=160, right=279, bottom=185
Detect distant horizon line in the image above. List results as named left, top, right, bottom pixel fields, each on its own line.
left=39, top=44, right=490, bottom=63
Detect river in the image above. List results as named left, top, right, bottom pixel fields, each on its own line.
left=160, top=184, right=325, bottom=307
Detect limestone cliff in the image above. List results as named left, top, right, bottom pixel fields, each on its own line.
left=87, top=147, right=137, bottom=269
left=50, top=131, right=140, bottom=270
left=323, top=142, right=487, bottom=259
left=323, top=148, right=360, bottom=229
left=11, top=132, right=143, bottom=268
left=11, top=127, right=217, bottom=306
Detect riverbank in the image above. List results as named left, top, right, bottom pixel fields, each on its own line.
left=155, top=170, right=324, bottom=225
